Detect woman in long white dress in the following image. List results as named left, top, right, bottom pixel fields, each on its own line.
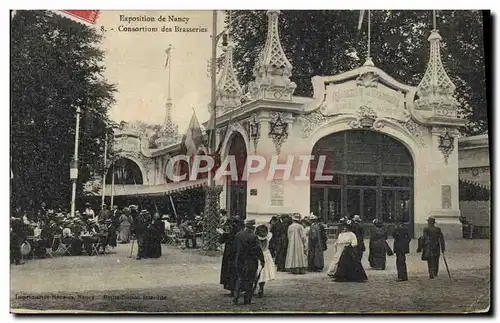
left=256, top=224, right=276, bottom=298
left=326, top=219, right=367, bottom=282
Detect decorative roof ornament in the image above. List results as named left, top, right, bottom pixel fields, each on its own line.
left=247, top=10, right=296, bottom=101
left=155, top=44, right=180, bottom=147
left=216, top=35, right=243, bottom=113
left=155, top=99, right=179, bottom=147
left=414, top=12, right=459, bottom=117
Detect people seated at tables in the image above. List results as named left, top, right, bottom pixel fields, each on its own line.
left=71, top=230, right=84, bottom=256
left=33, top=221, right=43, bottom=238
left=162, top=215, right=172, bottom=232
left=179, top=219, right=197, bottom=249
left=62, top=220, right=73, bottom=245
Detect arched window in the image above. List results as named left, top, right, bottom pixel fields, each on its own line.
left=105, top=158, right=144, bottom=185
left=310, top=130, right=413, bottom=226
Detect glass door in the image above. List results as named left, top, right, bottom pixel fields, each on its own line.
left=396, top=190, right=411, bottom=223
left=362, top=189, right=377, bottom=222
left=327, top=188, right=342, bottom=223
left=346, top=188, right=361, bottom=218
left=382, top=190, right=396, bottom=223
left=310, top=186, right=324, bottom=221
left=228, top=181, right=247, bottom=219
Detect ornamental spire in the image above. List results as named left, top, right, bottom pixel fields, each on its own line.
left=415, top=11, right=458, bottom=115
left=155, top=44, right=179, bottom=147
left=247, top=10, right=296, bottom=101
left=216, top=21, right=243, bottom=112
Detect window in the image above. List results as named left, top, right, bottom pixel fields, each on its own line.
left=311, top=130, right=413, bottom=225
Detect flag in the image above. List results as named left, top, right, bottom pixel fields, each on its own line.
left=60, top=10, right=100, bottom=25
left=182, top=112, right=204, bottom=157
left=358, top=10, right=365, bottom=30
left=164, top=46, right=172, bottom=69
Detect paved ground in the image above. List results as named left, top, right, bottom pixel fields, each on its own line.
left=10, top=239, right=491, bottom=313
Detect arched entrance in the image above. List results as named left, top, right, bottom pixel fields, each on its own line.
left=310, top=130, right=414, bottom=230
left=226, top=132, right=247, bottom=219
left=105, top=157, right=144, bottom=185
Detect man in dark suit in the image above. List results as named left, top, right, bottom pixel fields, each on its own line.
left=232, top=219, right=265, bottom=305
left=393, top=221, right=411, bottom=281
left=418, top=217, right=445, bottom=279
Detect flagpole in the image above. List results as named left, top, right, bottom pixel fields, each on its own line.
left=209, top=10, right=218, bottom=188
left=70, top=107, right=81, bottom=218
left=367, top=10, right=371, bottom=60
left=168, top=44, right=172, bottom=101
left=433, top=10, right=437, bottom=30
left=101, top=133, right=108, bottom=209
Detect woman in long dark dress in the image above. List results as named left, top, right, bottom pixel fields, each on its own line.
left=327, top=219, right=367, bottom=282
left=275, top=214, right=291, bottom=272
left=106, top=219, right=118, bottom=249
left=219, top=217, right=243, bottom=296
left=149, top=213, right=165, bottom=258
left=369, top=219, right=389, bottom=270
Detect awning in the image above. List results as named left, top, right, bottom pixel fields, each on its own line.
left=96, top=178, right=208, bottom=197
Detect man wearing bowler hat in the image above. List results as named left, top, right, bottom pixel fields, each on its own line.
left=232, top=219, right=265, bottom=305
left=417, top=217, right=445, bottom=279
left=393, top=221, right=411, bottom=281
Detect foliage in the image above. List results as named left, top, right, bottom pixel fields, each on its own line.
left=11, top=10, right=116, bottom=208
left=227, top=10, right=487, bottom=135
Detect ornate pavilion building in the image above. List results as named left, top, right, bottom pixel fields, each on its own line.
left=88, top=11, right=489, bottom=239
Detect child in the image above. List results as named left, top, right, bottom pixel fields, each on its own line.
left=255, top=224, right=277, bottom=298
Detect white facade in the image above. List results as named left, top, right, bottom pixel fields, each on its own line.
left=89, top=11, right=473, bottom=239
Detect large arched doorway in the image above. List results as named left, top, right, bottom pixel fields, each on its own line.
left=310, top=130, right=414, bottom=231
left=226, top=132, right=247, bottom=219
left=105, top=158, right=144, bottom=185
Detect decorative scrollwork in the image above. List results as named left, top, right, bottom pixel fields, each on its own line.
left=299, top=111, right=333, bottom=138
left=248, top=114, right=261, bottom=153
left=268, top=112, right=288, bottom=155
left=356, top=71, right=379, bottom=88
left=438, top=131, right=455, bottom=165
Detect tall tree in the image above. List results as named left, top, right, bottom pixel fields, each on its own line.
left=11, top=10, right=116, bottom=209
left=228, top=10, right=487, bottom=135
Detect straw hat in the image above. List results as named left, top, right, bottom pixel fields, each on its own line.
left=353, top=215, right=362, bottom=223
left=292, top=214, right=302, bottom=222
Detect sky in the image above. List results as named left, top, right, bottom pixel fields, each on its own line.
left=94, top=10, right=226, bottom=132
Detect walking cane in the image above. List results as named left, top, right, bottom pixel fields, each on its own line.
left=129, top=238, right=135, bottom=258
left=442, top=253, right=453, bottom=281
left=253, top=267, right=264, bottom=295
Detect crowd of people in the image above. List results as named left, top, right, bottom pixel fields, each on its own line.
left=217, top=212, right=446, bottom=305
left=9, top=202, right=207, bottom=264
left=11, top=201, right=446, bottom=304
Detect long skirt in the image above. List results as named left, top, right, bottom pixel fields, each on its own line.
left=149, top=238, right=162, bottom=258
left=332, top=247, right=367, bottom=282
left=369, top=241, right=387, bottom=270
left=275, top=241, right=288, bottom=271
left=308, top=243, right=325, bottom=272
left=119, top=226, right=131, bottom=243
left=258, top=249, right=276, bottom=283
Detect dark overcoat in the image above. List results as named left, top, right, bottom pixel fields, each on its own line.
left=233, top=228, right=264, bottom=291
left=393, top=225, right=411, bottom=254
left=219, top=226, right=240, bottom=291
